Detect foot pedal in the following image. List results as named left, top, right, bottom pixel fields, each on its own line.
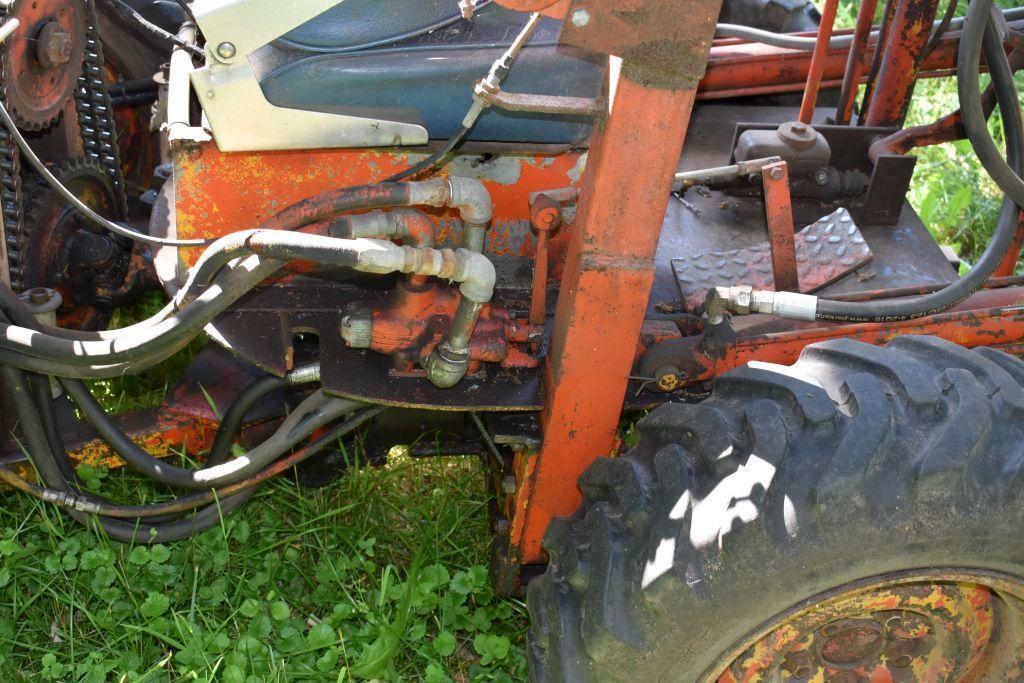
left=671, top=208, right=873, bottom=311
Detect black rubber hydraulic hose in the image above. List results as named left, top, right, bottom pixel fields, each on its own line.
left=815, top=10, right=1023, bottom=323
left=0, top=406, right=384, bottom=519
left=100, top=0, right=204, bottom=57
left=0, top=362, right=254, bottom=542
left=957, top=0, right=1024, bottom=209
left=205, top=374, right=288, bottom=467
left=0, top=256, right=281, bottom=373
left=61, top=378, right=362, bottom=490
left=0, top=295, right=298, bottom=523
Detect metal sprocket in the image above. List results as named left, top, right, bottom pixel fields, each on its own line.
left=0, top=0, right=87, bottom=130
left=19, top=158, right=126, bottom=329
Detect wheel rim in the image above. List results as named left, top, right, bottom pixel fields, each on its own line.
left=713, top=571, right=1024, bottom=682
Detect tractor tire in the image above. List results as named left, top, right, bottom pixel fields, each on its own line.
left=527, top=336, right=1024, bottom=681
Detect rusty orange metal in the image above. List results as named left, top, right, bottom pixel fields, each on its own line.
left=862, top=0, right=942, bottom=127
left=761, top=160, right=799, bottom=293
left=528, top=194, right=561, bottom=327
left=797, top=0, right=840, bottom=125
left=700, top=26, right=964, bottom=101
left=173, top=144, right=587, bottom=273
left=661, top=287, right=1024, bottom=388
left=349, top=278, right=539, bottom=374
left=714, top=576, right=1023, bottom=681
left=835, top=0, right=881, bottom=125
left=511, top=69, right=711, bottom=563
left=995, top=212, right=1024, bottom=278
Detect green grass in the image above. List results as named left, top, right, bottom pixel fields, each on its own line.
left=0, top=450, right=527, bottom=681
left=3, top=1, right=1023, bottom=679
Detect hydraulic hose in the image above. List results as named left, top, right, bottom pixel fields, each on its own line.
left=0, top=362, right=254, bottom=542
left=814, top=8, right=1023, bottom=323
left=958, top=0, right=1024, bottom=210
left=100, top=0, right=204, bottom=57
left=0, top=255, right=281, bottom=374
left=707, top=7, right=1024, bottom=325
left=205, top=374, right=287, bottom=467
left=0, top=296, right=334, bottom=528
left=62, top=378, right=364, bottom=489
left=0, top=405, right=384, bottom=519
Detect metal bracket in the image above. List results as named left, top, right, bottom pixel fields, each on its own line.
left=189, top=0, right=428, bottom=152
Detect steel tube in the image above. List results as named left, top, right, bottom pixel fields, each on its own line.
left=798, top=0, right=841, bottom=124
left=836, top=0, right=881, bottom=125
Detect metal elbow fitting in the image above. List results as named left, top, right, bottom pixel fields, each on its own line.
left=425, top=340, right=473, bottom=389
left=455, top=250, right=496, bottom=304
left=704, top=285, right=818, bottom=324
left=407, top=177, right=493, bottom=252
left=426, top=251, right=496, bottom=388
left=448, top=177, right=492, bottom=253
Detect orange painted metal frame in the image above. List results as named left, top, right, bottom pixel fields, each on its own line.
left=797, top=0, right=841, bottom=125
left=509, top=71, right=714, bottom=562
left=761, top=161, right=799, bottom=293
left=667, top=286, right=1024, bottom=386
left=862, top=0, right=942, bottom=127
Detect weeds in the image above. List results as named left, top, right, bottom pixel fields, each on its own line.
left=0, top=451, right=526, bottom=680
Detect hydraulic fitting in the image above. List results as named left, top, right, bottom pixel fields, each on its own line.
left=704, top=285, right=818, bottom=324
left=425, top=339, right=474, bottom=389
left=407, top=177, right=493, bottom=253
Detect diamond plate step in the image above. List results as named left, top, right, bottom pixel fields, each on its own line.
left=671, top=207, right=873, bottom=310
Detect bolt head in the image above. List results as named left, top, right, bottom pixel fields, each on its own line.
left=654, top=365, right=682, bottom=392
left=571, top=8, right=591, bottom=27
left=216, top=41, right=237, bottom=59
left=37, top=22, right=73, bottom=69
left=770, top=167, right=785, bottom=181
left=814, top=168, right=830, bottom=185
left=500, top=475, right=517, bottom=495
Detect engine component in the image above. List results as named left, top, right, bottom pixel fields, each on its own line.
left=0, top=0, right=86, bottom=130
left=17, top=159, right=130, bottom=329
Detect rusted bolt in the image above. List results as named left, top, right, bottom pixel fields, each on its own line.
left=769, top=167, right=784, bottom=181
left=654, top=365, right=682, bottom=392
left=530, top=194, right=562, bottom=233
left=36, top=22, right=73, bottom=69
left=781, top=651, right=813, bottom=679
left=501, top=475, right=517, bottom=495
left=571, top=8, right=591, bottom=27
left=216, top=41, right=237, bottom=59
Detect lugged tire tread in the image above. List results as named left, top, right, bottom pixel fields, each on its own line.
left=528, top=338, right=1024, bottom=681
